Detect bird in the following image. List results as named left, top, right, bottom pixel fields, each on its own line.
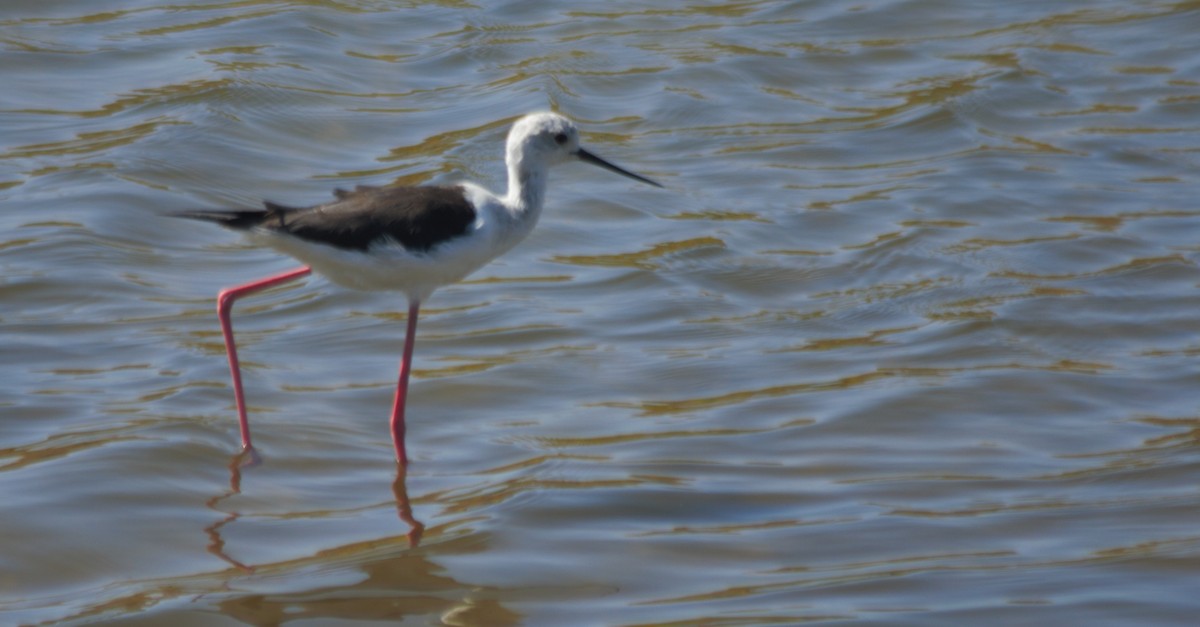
left=177, top=112, right=662, bottom=467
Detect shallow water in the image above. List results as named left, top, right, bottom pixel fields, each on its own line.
left=3, top=1, right=1200, bottom=625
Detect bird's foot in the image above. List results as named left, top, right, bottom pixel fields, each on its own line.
left=234, top=445, right=262, bottom=469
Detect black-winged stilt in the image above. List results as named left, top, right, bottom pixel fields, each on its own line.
left=178, top=112, right=662, bottom=467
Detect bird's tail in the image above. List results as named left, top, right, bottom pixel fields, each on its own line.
left=169, top=208, right=273, bottom=230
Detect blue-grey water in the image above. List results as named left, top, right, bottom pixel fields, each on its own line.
left=3, top=1, right=1200, bottom=625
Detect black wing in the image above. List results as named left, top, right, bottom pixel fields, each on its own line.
left=176, top=185, right=477, bottom=253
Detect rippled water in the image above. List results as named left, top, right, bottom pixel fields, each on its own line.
left=3, top=1, right=1200, bottom=625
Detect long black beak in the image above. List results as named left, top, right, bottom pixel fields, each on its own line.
left=576, top=147, right=663, bottom=188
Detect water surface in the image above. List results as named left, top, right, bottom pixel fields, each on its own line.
left=3, top=1, right=1200, bottom=625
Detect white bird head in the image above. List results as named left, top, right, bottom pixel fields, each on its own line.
left=506, top=112, right=662, bottom=187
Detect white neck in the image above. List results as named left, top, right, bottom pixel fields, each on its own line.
left=503, top=151, right=549, bottom=221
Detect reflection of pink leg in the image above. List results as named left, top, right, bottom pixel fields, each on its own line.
left=393, top=466, right=425, bottom=547
left=216, top=266, right=312, bottom=451
left=390, top=301, right=420, bottom=467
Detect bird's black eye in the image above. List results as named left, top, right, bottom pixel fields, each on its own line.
left=554, top=132, right=568, bottom=145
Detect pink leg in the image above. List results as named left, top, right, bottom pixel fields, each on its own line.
left=390, top=300, right=420, bottom=467
left=217, top=266, right=312, bottom=451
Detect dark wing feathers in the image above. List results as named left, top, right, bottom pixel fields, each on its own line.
left=176, top=185, right=476, bottom=253
left=286, top=185, right=475, bottom=252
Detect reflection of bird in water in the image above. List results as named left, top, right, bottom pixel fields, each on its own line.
left=393, top=468, right=424, bottom=547
left=206, top=457, right=425, bottom=570
left=177, top=112, right=661, bottom=467
left=203, top=453, right=255, bottom=572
